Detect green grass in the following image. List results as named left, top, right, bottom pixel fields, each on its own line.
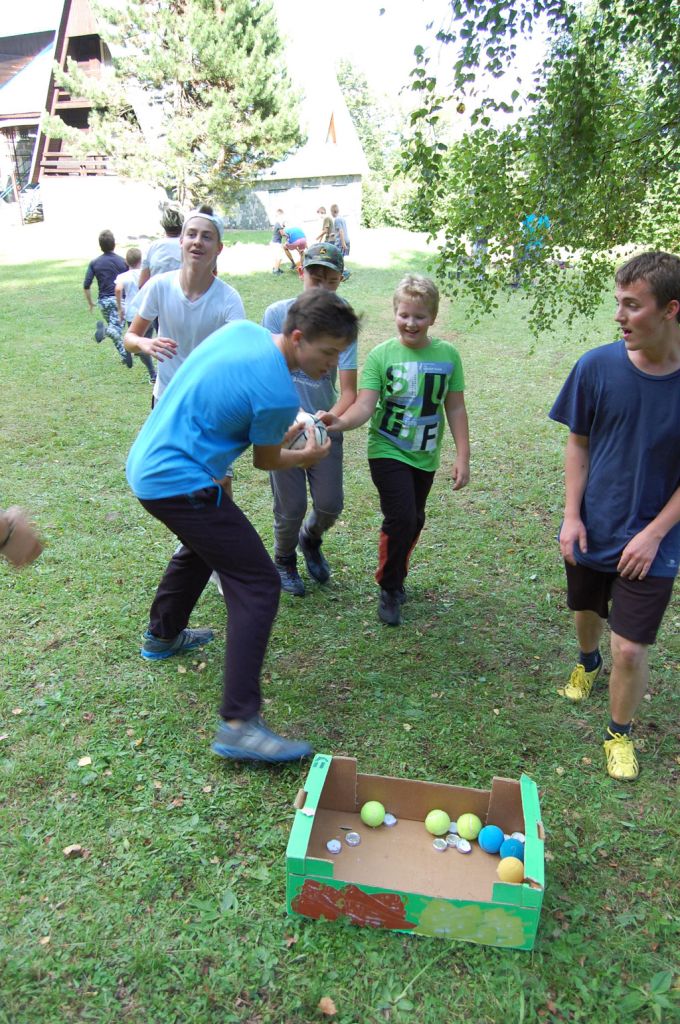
left=1, top=236, right=678, bottom=1024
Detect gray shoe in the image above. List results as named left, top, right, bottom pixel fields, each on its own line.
left=94, top=321, right=105, bottom=343
left=378, top=589, right=402, bottom=626
left=141, top=627, right=214, bottom=661
left=212, top=716, right=313, bottom=762
left=275, top=558, right=305, bottom=596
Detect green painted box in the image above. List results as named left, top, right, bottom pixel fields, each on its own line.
left=286, top=755, right=545, bottom=950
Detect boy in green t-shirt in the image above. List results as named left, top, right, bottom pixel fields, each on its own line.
left=321, top=274, right=470, bottom=625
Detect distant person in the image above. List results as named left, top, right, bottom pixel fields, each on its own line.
left=270, top=209, right=285, bottom=274
left=549, top=250, right=680, bottom=781
left=126, top=289, right=359, bottom=763
left=316, top=206, right=334, bottom=243
left=138, top=204, right=184, bottom=288
left=115, top=247, right=156, bottom=384
left=262, top=242, right=358, bottom=596
left=281, top=225, right=307, bottom=271
left=330, top=203, right=350, bottom=279
left=321, top=274, right=470, bottom=626
left=511, top=212, right=551, bottom=287
left=124, top=205, right=245, bottom=411
left=83, top=229, right=131, bottom=367
left=0, top=505, right=42, bottom=567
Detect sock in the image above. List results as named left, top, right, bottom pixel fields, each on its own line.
left=579, top=649, right=602, bottom=672
left=606, top=719, right=632, bottom=739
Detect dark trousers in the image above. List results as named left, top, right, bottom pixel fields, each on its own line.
left=140, top=486, right=281, bottom=721
left=368, top=458, right=435, bottom=591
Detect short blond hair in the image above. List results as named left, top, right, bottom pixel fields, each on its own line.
left=393, top=274, right=439, bottom=317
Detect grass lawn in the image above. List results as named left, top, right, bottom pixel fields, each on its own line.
left=1, top=234, right=678, bottom=1024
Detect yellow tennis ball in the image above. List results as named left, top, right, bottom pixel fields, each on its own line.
left=425, top=809, right=451, bottom=835
left=360, top=800, right=385, bottom=827
left=497, top=856, right=524, bottom=883
left=456, top=812, right=482, bottom=841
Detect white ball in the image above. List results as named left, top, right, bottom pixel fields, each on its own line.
left=286, top=411, right=328, bottom=450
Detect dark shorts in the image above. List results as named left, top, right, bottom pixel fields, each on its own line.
left=565, top=561, right=675, bottom=645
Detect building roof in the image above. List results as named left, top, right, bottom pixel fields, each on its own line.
left=0, top=2, right=63, bottom=39
left=0, top=43, right=55, bottom=125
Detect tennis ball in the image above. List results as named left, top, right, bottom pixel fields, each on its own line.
left=360, top=800, right=385, bottom=828
left=497, top=856, right=524, bottom=883
left=499, top=837, right=525, bottom=862
left=456, top=812, right=482, bottom=841
left=478, top=824, right=504, bottom=854
left=425, top=809, right=451, bottom=836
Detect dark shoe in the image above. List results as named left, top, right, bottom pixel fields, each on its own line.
left=275, top=559, right=305, bottom=597
left=95, top=321, right=105, bottom=343
left=271, top=268, right=283, bottom=275
left=121, top=349, right=133, bottom=368
left=141, top=626, right=214, bottom=661
left=378, top=589, right=402, bottom=626
left=298, top=528, right=330, bottom=583
left=212, top=716, right=313, bottom=762
left=397, top=586, right=407, bottom=604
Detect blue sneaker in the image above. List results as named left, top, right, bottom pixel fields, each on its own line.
left=275, top=558, right=305, bottom=596
left=141, top=627, right=214, bottom=661
left=212, top=716, right=313, bottom=762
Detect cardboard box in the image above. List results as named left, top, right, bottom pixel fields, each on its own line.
left=286, top=755, right=545, bottom=950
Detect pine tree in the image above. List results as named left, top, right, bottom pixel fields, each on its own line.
left=46, top=0, right=303, bottom=207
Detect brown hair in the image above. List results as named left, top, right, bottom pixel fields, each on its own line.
left=616, top=251, right=680, bottom=322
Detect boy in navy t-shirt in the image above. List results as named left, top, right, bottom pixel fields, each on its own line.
left=549, top=251, right=680, bottom=781
left=83, top=229, right=130, bottom=367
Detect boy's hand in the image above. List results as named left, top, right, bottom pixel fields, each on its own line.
left=617, top=526, right=661, bottom=580
left=0, top=507, right=43, bottom=568
left=451, top=458, right=470, bottom=491
left=559, top=515, right=587, bottom=564
left=142, top=335, right=178, bottom=361
left=297, top=429, right=331, bottom=468
left=316, top=411, right=342, bottom=432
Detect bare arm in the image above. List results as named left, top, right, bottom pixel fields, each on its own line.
left=138, top=266, right=151, bottom=290
left=124, top=314, right=177, bottom=361
left=115, top=281, right=125, bottom=323
left=444, top=391, right=470, bottom=490
left=326, top=368, right=357, bottom=419
left=252, top=430, right=331, bottom=471
left=559, top=432, right=589, bottom=564
left=320, top=388, right=380, bottom=432
left=618, top=485, right=680, bottom=580
left=84, top=287, right=95, bottom=312
left=0, top=506, right=43, bottom=567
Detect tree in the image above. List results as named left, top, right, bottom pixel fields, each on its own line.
left=46, top=0, right=303, bottom=208
left=402, top=0, right=680, bottom=332
left=336, top=60, right=414, bottom=228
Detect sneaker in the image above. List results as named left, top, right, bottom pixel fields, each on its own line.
left=271, top=268, right=283, bottom=275
left=212, top=716, right=313, bottom=762
left=378, top=589, right=402, bottom=626
left=603, top=730, right=639, bottom=781
left=298, top=529, right=330, bottom=583
left=121, top=349, right=133, bottom=368
left=561, top=661, right=602, bottom=701
left=94, top=321, right=105, bottom=343
left=275, top=559, right=305, bottom=597
left=397, top=586, right=407, bottom=605
left=141, top=626, right=214, bottom=661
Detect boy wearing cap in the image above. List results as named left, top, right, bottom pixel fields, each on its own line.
left=124, top=205, right=245, bottom=404
left=262, top=243, right=358, bottom=595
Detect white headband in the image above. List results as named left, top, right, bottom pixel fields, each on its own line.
left=182, top=209, right=225, bottom=241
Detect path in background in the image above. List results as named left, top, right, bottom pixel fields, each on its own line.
left=0, top=217, right=435, bottom=271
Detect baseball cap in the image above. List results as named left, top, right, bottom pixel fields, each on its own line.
left=303, top=242, right=344, bottom=273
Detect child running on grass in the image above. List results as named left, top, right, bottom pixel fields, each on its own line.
left=83, top=229, right=131, bottom=367
left=321, top=274, right=470, bottom=626
left=115, top=247, right=156, bottom=384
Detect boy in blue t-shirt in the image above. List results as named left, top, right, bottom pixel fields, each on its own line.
left=549, top=251, right=680, bottom=781
left=83, top=229, right=130, bottom=367
left=127, top=289, right=359, bottom=764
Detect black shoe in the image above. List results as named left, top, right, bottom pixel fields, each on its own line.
left=378, top=589, right=402, bottom=626
left=275, top=558, right=305, bottom=596
left=298, top=528, right=330, bottom=583
left=397, top=586, right=407, bottom=605
left=121, top=349, right=133, bottom=368
left=95, top=321, right=105, bottom=343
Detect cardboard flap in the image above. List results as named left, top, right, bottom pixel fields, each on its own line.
left=486, top=777, right=523, bottom=832
left=520, top=774, right=545, bottom=890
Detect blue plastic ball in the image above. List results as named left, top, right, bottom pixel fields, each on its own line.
left=478, top=825, right=504, bottom=854
left=499, top=837, right=525, bottom=862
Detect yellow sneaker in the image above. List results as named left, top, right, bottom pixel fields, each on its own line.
left=561, top=661, right=601, bottom=701
left=603, top=730, right=639, bottom=781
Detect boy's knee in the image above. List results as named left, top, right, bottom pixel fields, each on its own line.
left=610, top=632, right=647, bottom=671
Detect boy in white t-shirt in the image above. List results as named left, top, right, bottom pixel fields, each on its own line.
left=115, top=248, right=156, bottom=384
